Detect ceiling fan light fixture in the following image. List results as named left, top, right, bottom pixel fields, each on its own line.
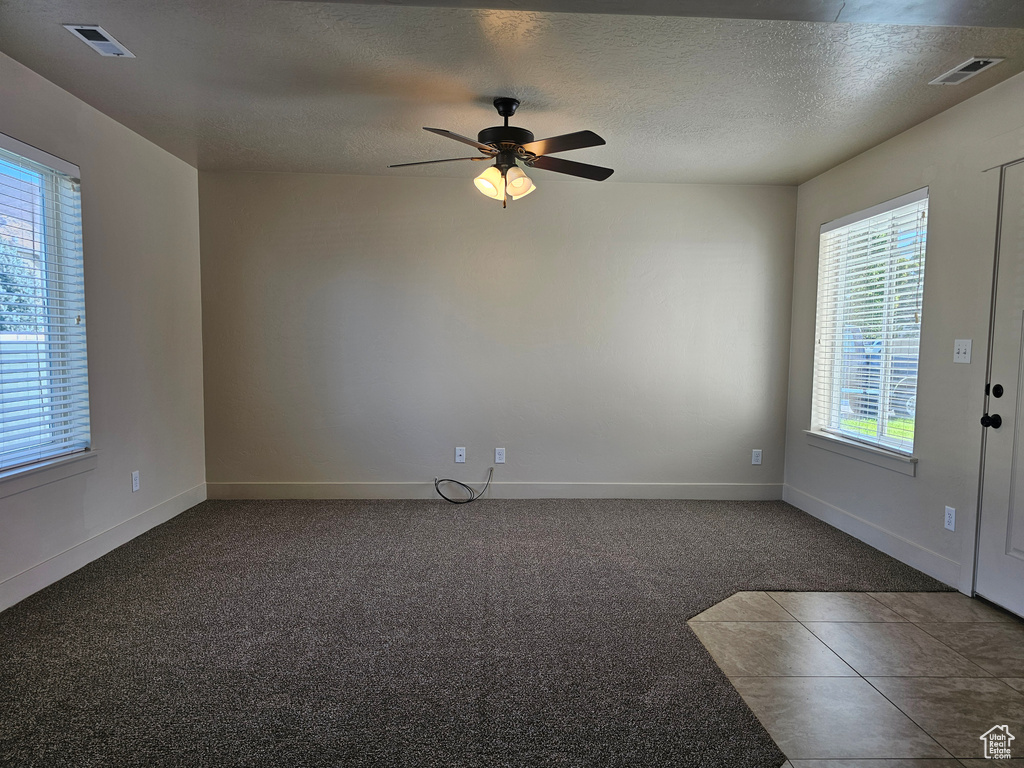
left=392, top=97, right=612, bottom=207
left=474, top=165, right=505, bottom=199
left=506, top=165, right=535, bottom=199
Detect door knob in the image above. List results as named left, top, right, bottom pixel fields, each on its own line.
left=981, top=413, right=1003, bottom=429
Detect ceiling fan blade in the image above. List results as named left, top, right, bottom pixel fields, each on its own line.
left=528, top=155, right=614, bottom=181
left=423, top=127, right=497, bottom=154
left=520, top=130, right=606, bottom=157
left=388, top=157, right=490, bottom=168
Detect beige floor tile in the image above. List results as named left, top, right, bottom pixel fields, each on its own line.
left=1005, top=678, right=1024, bottom=693
left=870, top=592, right=1019, bottom=624
left=768, top=592, right=906, bottom=622
left=689, top=621, right=856, bottom=677
left=805, top=622, right=991, bottom=677
left=866, top=676, right=1024, bottom=759
left=689, top=591, right=796, bottom=622
left=731, top=676, right=951, bottom=759
left=790, top=760, right=962, bottom=767
left=915, top=622, right=1024, bottom=677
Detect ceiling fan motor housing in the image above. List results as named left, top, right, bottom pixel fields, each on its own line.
left=477, top=125, right=534, bottom=150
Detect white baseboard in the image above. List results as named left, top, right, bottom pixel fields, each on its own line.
left=0, top=483, right=207, bottom=613
left=783, top=484, right=960, bottom=588
left=207, top=481, right=784, bottom=501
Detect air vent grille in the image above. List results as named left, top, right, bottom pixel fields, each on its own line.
left=929, top=57, right=1003, bottom=86
left=63, top=25, right=135, bottom=58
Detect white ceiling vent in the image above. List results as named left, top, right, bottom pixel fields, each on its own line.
left=63, top=25, right=135, bottom=58
left=929, top=57, right=1003, bottom=85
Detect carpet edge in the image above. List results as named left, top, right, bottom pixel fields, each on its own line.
left=783, top=483, right=961, bottom=589
left=0, top=482, right=207, bottom=612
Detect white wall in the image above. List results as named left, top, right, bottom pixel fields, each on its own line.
left=784, top=71, right=1024, bottom=590
left=0, top=52, right=207, bottom=611
left=199, top=173, right=796, bottom=499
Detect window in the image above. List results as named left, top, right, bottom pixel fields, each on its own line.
left=0, top=133, right=89, bottom=472
left=812, top=188, right=928, bottom=456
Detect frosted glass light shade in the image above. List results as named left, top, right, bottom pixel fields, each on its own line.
left=505, top=166, right=535, bottom=199
left=474, top=166, right=505, bottom=199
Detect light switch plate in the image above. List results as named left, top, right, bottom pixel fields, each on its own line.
left=954, top=339, right=972, bottom=364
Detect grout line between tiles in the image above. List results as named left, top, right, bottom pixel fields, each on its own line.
left=908, top=620, right=1003, bottom=678
left=857, top=673, right=959, bottom=760
left=739, top=595, right=962, bottom=761
left=764, top=591, right=800, bottom=621
left=696, top=593, right=1024, bottom=762
left=791, top=610, right=956, bottom=760
left=802, top=620, right=994, bottom=678
left=866, top=592, right=918, bottom=623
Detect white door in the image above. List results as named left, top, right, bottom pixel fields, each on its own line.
left=977, top=158, right=1024, bottom=617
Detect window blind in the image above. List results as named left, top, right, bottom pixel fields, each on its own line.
left=812, top=188, right=928, bottom=455
left=0, top=135, right=90, bottom=472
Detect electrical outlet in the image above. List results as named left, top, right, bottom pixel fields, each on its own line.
left=954, top=339, right=972, bottom=364
left=944, top=506, right=956, bottom=531
left=455, top=447, right=466, bottom=463
left=131, top=470, right=140, bottom=493
left=751, top=449, right=762, bottom=465
left=495, top=447, right=505, bottom=464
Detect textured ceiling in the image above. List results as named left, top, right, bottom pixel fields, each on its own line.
left=1, top=0, right=1024, bottom=184
left=276, top=0, right=1024, bottom=28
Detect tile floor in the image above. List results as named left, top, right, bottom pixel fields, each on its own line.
left=688, top=591, right=1024, bottom=766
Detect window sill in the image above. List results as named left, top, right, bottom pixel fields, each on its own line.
left=804, top=430, right=917, bottom=477
left=0, top=450, right=99, bottom=500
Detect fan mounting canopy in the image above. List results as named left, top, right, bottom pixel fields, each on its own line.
left=492, top=97, right=520, bottom=118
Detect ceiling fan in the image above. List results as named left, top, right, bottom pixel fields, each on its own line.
left=388, top=97, right=614, bottom=207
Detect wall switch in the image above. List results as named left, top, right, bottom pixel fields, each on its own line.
left=131, top=470, right=140, bottom=493
left=455, top=447, right=466, bottom=463
left=954, top=339, right=972, bottom=364
left=944, top=505, right=956, bottom=531
left=495, top=447, right=505, bottom=464
left=751, top=449, right=762, bottom=465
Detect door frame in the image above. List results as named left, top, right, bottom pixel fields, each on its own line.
left=970, top=154, right=1024, bottom=598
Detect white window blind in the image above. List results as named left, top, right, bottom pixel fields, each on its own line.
left=0, top=134, right=90, bottom=472
left=812, top=188, right=928, bottom=455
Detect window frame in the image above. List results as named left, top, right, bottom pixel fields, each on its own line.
left=0, top=131, right=91, bottom=480
left=811, top=187, right=929, bottom=459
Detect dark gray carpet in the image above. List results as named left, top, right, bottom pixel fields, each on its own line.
left=0, top=498, right=949, bottom=768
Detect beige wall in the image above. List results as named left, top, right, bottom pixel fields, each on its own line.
left=200, top=173, right=796, bottom=499
left=0, top=52, right=207, bottom=610
left=14, top=32, right=1017, bottom=608
left=785, top=71, right=1024, bottom=590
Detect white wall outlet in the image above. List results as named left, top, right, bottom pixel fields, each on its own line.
left=455, top=447, right=466, bottom=463
left=944, top=505, right=956, bottom=531
left=954, top=339, right=972, bottom=364
left=495, top=447, right=505, bottom=464
left=131, top=470, right=140, bottom=493
left=751, top=449, right=762, bottom=465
